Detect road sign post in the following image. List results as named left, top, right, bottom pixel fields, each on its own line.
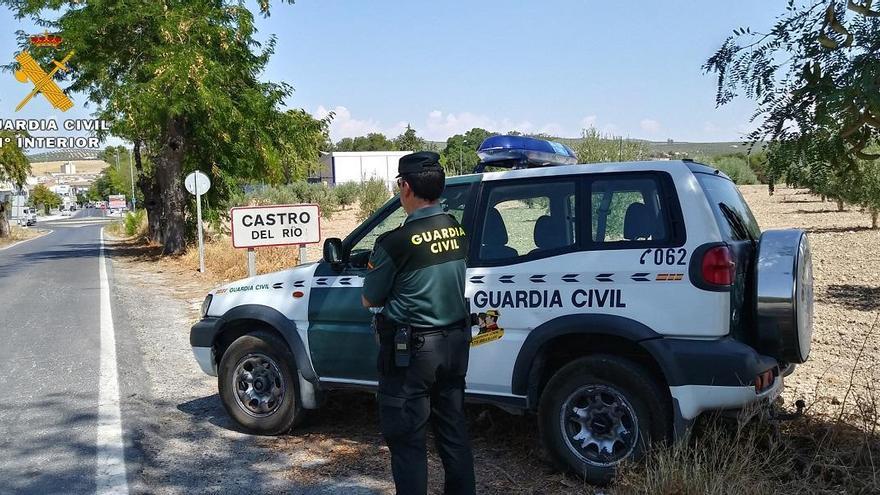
left=247, top=248, right=256, bottom=277
left=185, top=171, right=211, bottom=273
left=230, top=204, right=321, bottom=276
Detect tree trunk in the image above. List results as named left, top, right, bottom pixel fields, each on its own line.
left=133, top=139, right=163, bottom=244
left=155, top=117, right=188, bottom=255
left=837, top=199, right=844, bottom=212
left=872, top=209, right=878, bottom=230
left=0, top=200, right=10, bottom=238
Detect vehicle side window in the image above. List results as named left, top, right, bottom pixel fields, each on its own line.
left=590, top=177, right=669, bottom=244
left=476, top=180, right=577, bottom=263
left=696, top=173, right=761, bottom=241
left=349, top=184, right=471, bottom=262
left=352, top=206, right=406, bottom=255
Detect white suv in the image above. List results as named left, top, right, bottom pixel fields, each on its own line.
left=190, top=144, right=813, bottom=483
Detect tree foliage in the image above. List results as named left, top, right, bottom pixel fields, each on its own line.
left=0, top=131, right=29, bottom=188
left=441, top=128, right=495, bottom=176
left=706, top=154, right=759, bottom=185
left=705, top=0, right=880, bottom=223
left=574, top=127, right=651, bottom=163
left=393, top=124, right=427, bottom=152
left=0, top=131, right=29, bottom=237
left=29, top=184, right=61, bottom=213
left=2, top=0, right=305, bottom=253
left=335, top=133, right=396, bottom=152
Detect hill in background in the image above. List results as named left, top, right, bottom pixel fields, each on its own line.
left=29, top=160, right=109, bottom=176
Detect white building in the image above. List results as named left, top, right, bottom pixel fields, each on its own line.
left=50, top=184, right=71, bottom=196
left=61, top=161, right=76, bottom=174
left=317, top=151, right=412, bottom=190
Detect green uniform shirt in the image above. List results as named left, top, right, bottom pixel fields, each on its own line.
left=363, top=204, right=469, bottom=327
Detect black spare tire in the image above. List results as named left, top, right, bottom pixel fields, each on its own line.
left=755, top=229, right=813, bottom=363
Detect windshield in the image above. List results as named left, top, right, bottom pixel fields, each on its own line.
left=696, top=173, right=760, bottom=241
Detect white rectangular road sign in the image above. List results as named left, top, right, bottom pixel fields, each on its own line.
left=230, top=204, right=321, bottom=249
left=108, top=194, right=126, bottom=209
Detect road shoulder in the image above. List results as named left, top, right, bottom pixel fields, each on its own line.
left=106, top=238, right=389, bottom=494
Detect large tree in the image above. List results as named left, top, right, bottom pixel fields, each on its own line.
left=441, top=127, right=495, bottom=176
left=335, top=132, right=396, bottom=152
left=3, top=0, right=298, bottom=254
left=393, top=124, right=427, bottom=152
left=704, top=1, right=880, bottom=188
left=29, top=183, right=61, bottom=214
left=0, top=131, right=30, bottom=237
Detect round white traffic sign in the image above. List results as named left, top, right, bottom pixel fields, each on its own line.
left=185, top=171, right=211, bottom=196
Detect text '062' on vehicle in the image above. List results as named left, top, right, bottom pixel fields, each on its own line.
left=189, top=135, right=813, bottom=484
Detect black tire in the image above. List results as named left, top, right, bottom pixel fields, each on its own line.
left=538, top=354, right=670, bottom=485
left=218, top=330, right=304, bottom=435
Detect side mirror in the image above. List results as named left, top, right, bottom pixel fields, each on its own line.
left=323, top=238, right=344, bottom=266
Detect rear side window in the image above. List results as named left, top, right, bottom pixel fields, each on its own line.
left=696, top=174, right=760, bottom=241
left=590, top=176, right=672, bottom=246
left=475, top=179, right=578, bottom=263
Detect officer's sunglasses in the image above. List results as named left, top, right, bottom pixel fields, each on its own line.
left=396, top=177, right=408, bottom=189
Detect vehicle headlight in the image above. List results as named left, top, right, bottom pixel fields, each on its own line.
left=201, top=294, right=213, bottom=318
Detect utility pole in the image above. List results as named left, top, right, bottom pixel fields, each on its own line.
left=128, top=147, right=136, bottom=211
left=115, top=148, right=120, bottom=173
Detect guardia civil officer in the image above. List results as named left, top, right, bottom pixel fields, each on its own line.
left=361, top=151, right=476, bottom=495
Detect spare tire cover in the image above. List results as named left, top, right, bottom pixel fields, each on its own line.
left=755, top=229, right=814, bottom=363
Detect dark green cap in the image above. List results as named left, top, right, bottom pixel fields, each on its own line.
left=397, top=151, right=441, bottom=177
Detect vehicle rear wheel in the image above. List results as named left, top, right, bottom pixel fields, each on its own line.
left=538, top=354, right=669, bottom=485
left=218, top=330, right=303, bottom=435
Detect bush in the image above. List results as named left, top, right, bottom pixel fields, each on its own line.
left=123, top=209, right=147, bottom=237
left=335, top=182, right=360, bottom=210
left=234, top=182, right=338, bottom=219
left=302, top=183, right=338, bottom=219
left=708, top=155, right=758, bottom=185
left=358, top=179, right=391, bottom=221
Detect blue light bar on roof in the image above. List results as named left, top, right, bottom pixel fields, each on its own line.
left=475, top=135, right=578, bottom=172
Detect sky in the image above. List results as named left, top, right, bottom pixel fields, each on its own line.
left=0, top=0, right=781, bottom=148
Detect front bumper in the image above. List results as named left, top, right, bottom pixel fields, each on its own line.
left=190, top=317, right=222, bottom=376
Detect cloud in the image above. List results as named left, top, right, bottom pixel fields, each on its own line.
left=580, top=115, right=597, bottom=129
left=639, top=118, right=661, bottom=134
left=316, top=106, right=589, bottom=141
left=314, top=105, right=406, bottom=140
left=423, top=110, right=559, bottom=140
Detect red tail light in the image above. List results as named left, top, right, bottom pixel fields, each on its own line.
left=702, top=246, right=735, bottom=286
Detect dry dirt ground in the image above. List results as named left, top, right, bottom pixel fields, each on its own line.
left=108, top=185, right=880, bottom=494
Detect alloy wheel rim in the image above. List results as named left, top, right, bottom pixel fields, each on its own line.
left=559, top=384, right=638, bottom=467
left=232, top=353, right=286, bottom=418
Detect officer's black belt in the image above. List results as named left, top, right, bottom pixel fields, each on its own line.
left=409, top=319, right=468, bottom=334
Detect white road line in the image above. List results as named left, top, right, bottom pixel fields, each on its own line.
left=97, top=228, right=130, bottom=494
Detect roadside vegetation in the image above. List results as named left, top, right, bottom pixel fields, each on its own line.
left=0, top=225, right=44, bottom=248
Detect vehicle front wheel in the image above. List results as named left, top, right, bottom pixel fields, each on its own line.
left=218, top=330, right=303, bottom=435
left=538, top=354, right=670, bottom=485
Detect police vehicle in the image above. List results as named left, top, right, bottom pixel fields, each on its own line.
left=190, top=136, right=813, bottom=483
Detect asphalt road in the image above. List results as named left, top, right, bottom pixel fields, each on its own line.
left=0, top=209, right=381, bottom=495
left=0, top=208, right=112, bottom=494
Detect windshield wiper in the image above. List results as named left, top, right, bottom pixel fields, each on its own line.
left=718, top=202, right=755, bottom=244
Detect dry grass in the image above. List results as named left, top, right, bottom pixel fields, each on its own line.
left=0, top=225, right=46, bottom=247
